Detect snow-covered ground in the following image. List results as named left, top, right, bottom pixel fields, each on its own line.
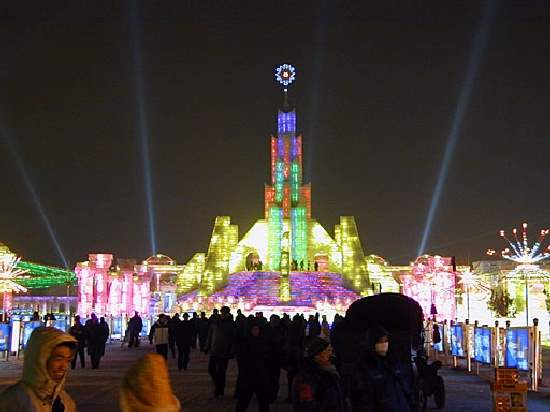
left=0, top=342, right=549, bottom=411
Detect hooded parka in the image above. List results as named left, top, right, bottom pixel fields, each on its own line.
left=120, top=353, right=181, bottom=412
left=0, top=327, right=78, bottom=412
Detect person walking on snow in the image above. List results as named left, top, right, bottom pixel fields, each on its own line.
left=127, top=311, right=143, bottom=348
left=149, top=314, right=170, bottom=359
left=205, top=306, right=236, bottom=398
left=69, top=315, right=86, bottom=369
left=175, top=313, right=194, bottom=371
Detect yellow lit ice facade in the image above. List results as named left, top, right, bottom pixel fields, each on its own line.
left=336, top=217, right=370, bottom=292
left=176, top=253, right=205, bottom=294
left=176, top=214, right=399, bottom=299
left=198, top=216, right=238, bottom=295
left=367, top=255, right=400, bottom=293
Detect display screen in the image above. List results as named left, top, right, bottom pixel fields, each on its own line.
left=450, top=324, right=464, bottom=357
left=432, top=323, right=444, bottom=352
left=505, top=328, right=530, bottom=371
left=10, top=320, right=21, bottom=352
left=22, top=321, right=43, bottom=349
left=474, top=327, right=492, bottom=364
left=111, top=317, right=123, bottom=338
left=53, top=317, right=68, bottom=332
left=141, top=319, right=150, bottom=336
left=0, top=324, right=10, bottom=351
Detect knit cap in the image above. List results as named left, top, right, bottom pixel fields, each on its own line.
left=305, top=337, right=329, bottom=358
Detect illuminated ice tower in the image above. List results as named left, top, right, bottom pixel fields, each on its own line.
left=265, top=64, right=310, bottom=272
left=176, top=64, right=400, bottom=312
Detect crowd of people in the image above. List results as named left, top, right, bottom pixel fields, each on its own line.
left=0, top=307, right=416, bottom=412
left=67, top=313, right=109, bottom=369
left=143, top=306, right=414, bottom=411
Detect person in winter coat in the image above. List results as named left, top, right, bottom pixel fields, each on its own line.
left=197, top=312, right=210, bottom=352
left=175, top=313, right=193, bottom=371
left=267, top=314, right=285, bottom=403
left=149, top=314, right=170, bottom=359
left=127, top=311, right=143, bottom=348
left=306, top=315, right=321, bottom=338
left=350, top=326, right=413, bottom=412
left=190, top=312, right=199, bottom=349
left=292, top=337, right=347, bottom=412
left=99, top=317, right=110, bottom=356
left=168, top=313, right=181, bottom=358
left=235, top=323, right=271, bottom=412
left=0, top=327, right=78, bottom=412
left=283, top=315, right=305, bottom=403
left=120, top=353, right=180, bottom=412
left=69, top=315, right=86, bottom=369
left=320, top=315, right=330, bottom=340
left=205, top=306, right=236, bottom=398
left=86, top=313, right=108, bottom=369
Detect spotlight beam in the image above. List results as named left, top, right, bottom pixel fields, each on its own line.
left=129, top=0, right=157, bottom=255
left=305, top=0, right=330, bottom=183
left=1, top=124, right=69, bottom=269
left=417, top=0, right=497, bottom=256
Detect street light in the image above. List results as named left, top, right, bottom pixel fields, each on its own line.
left=458, top=270, right=475, bottom=320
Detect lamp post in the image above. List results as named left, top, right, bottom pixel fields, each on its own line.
left=525, top=272, right=529, bottom=326
left=458, top=270, right=478, bottom=322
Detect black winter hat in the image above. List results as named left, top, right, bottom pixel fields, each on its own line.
left=365, top=325, right=389, bottom=350
left=305, top=337, right=329, bottom=358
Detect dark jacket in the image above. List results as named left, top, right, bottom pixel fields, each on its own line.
left=175, top=319, right=194, bottom=347
left=283, top=321, right=305, bottom=372
left=128, top=315, right=143, bottom=335
left=205, top=317, right=236, bottom=358
left=198, top=317, right=210, bottom=339
left=292, top=359, right=347, bottom=412
left=98, top=320, right=109, bottom=356
left=236, top=334, right=271, bottom=393
left=168, top=316, right=180, bottom=345
left=69, top=323, right=86, bottom=348
left=86, top=322, right=108, bottom=356
left=350, top=352, right=412, bottom=412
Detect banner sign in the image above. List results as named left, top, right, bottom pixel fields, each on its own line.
left=0, top=324, right=10, bottom=351
left=505, top=328, right=529, bottom=371
left=474, top=327, right=492, bottom=364
left=22, top=321, right=43, bottom=349
left=451, top=324, right=465, bottom=357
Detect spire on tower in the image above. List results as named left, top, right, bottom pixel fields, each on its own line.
left=274, top=64, right=296, bottom=112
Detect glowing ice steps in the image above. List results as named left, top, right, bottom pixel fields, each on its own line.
left=178, top=271, right=360, bottom=311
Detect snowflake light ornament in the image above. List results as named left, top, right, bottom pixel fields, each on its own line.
left=274, top=64, right=296, bottom=88
left=0, top=253, right=28, bottom=294
left=495, top=223, right=550, bottom=264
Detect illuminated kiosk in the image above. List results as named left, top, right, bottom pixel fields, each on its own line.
left=178, top=65, right=399, bottom=314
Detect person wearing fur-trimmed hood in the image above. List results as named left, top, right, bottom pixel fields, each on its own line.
left=120, top=353, right=181, bottom=412
left=0, top=327, right=78, bottom=411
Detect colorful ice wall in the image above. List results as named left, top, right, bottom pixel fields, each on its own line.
left=76, top=254, right=151, bottom=316
left=400, top=255, right=457, bottom=322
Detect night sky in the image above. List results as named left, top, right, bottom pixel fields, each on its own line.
left=1, top=1, right=550, bottom=269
